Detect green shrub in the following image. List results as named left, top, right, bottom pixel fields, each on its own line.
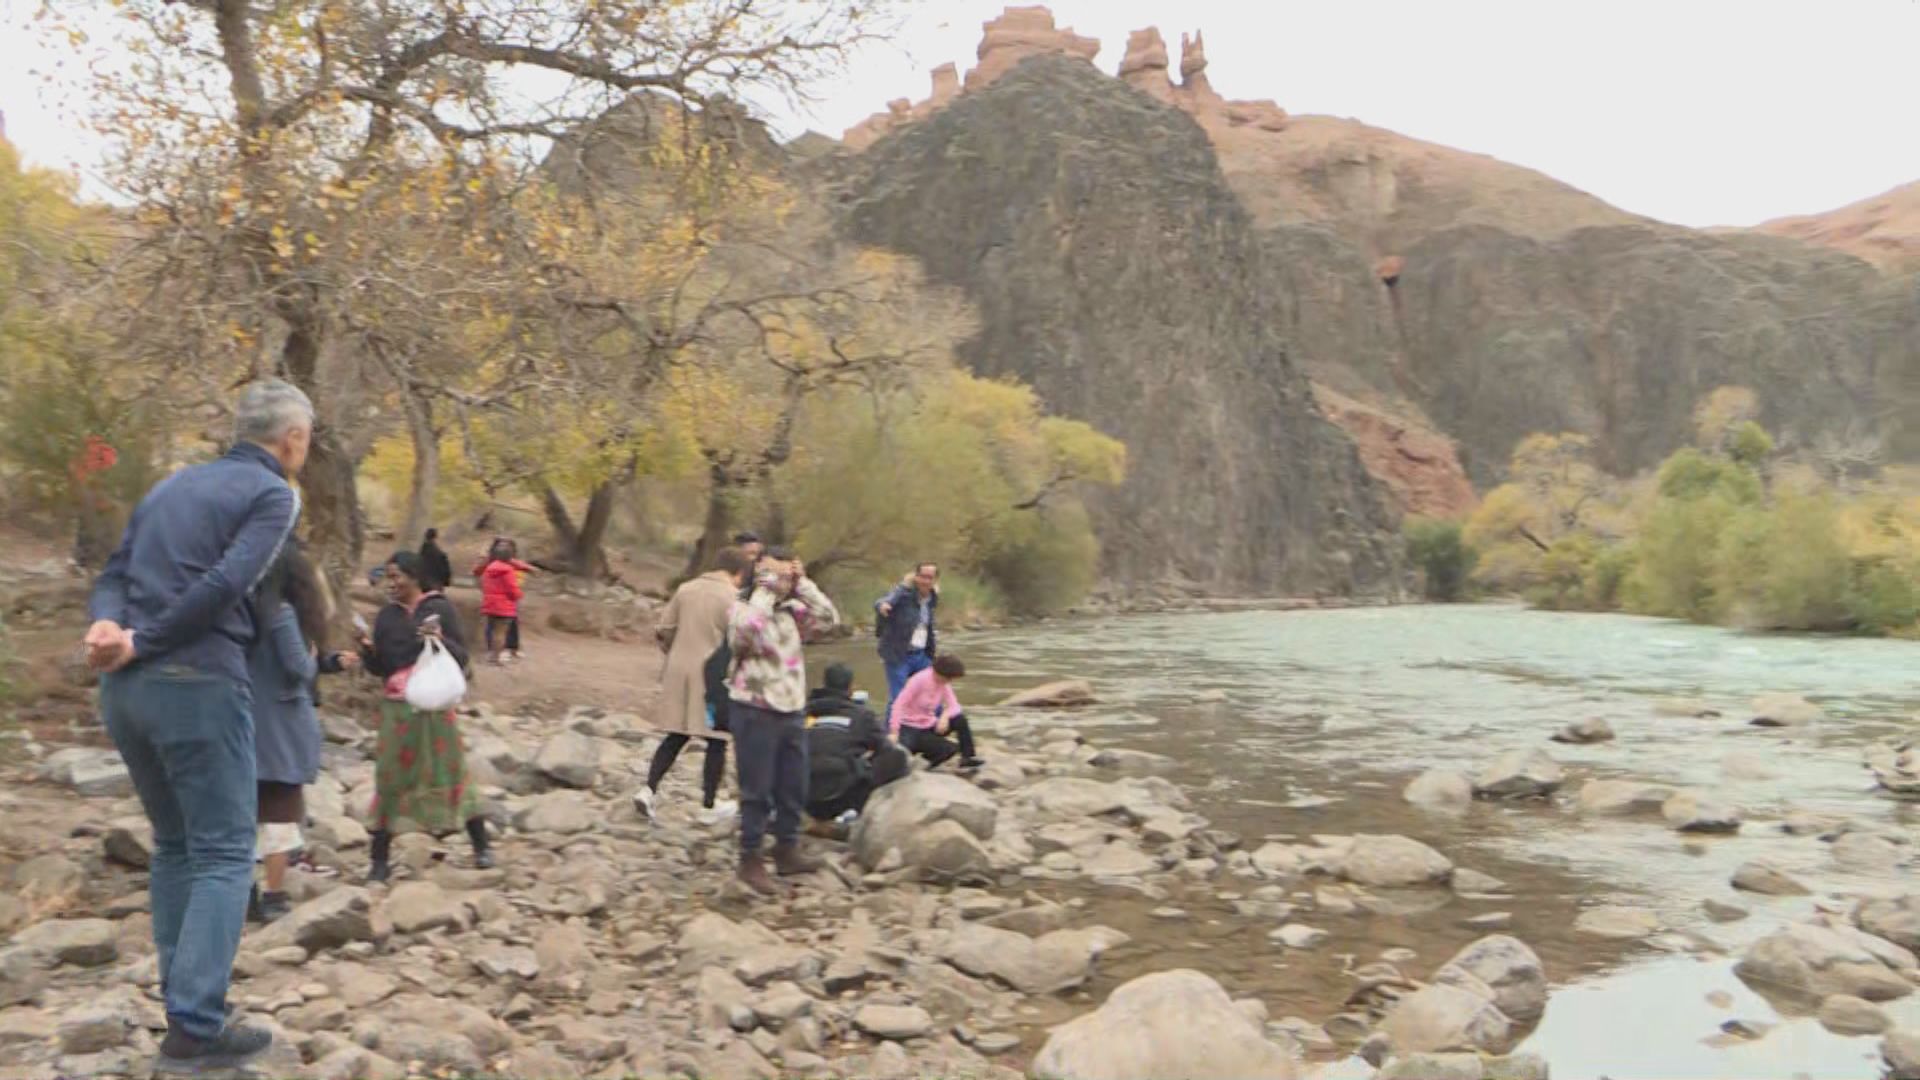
left=1404, top=518, right=1477, bottom=601
left=1656, top=448, right=1762, bottom=504
left=1847, top=556, right=1920, bottom=634
left=1626, top=494, right=1738, bottom=621
left=1727, top=421, right=1776, bottom=468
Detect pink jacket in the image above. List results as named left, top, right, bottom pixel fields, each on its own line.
left=890, top=667, right=960, bottom=737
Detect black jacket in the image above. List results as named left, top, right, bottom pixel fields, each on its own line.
left=804, top=687, right=888, bottom=803
left=418, top=540, right=454, bottom=591
left=362, top=593, right=469, bottom=678
left=873, top=583, right=937, bottom=663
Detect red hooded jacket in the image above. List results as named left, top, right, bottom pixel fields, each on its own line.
left=479, top=559, right=524, bottom=617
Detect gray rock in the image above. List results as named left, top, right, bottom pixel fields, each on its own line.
left=1576, top=779, right=1674, bottom=816
left=972, top=1031, right=1022, bottom=1055
left=249, top=888, right=377, bottom=954
left=102, top=817, right=152, bottom=869
left=1886, top=1028, right=1920, bottom=1080
left=1732, top=861, right=1810, bottom=896
left=1662, top=791, right=1742, bottom=833
left=1404, top=769, right=1474, bottom=812
left=854, top=1004, right=934, bottom=1041
left=698, top=966, right=758, bottom=1033
left=10, top=853, right=85, bottom=900
left=332, top=965, right=399, bottom=1008
left=471, top=944, right=539, bottom=980
left=1082, top=841, right=1158, bottom=878
left=512, top=791, right=599, bottom=835
left=1433, top=935, right=1548, bottom=1023
left=1452, top=868, right=1509, bottom=895
left=12, top=918, right=118, bottom=967
left=42, top=749, right=135, bottom=797
left=1735, top=923, right=1914, bottom=1003
left=1271, top=924, right=1328, bottom=950
left=320, top=712, right=366, bottom=744
left=533, top=730, right=601, bottom=789
left=1340, top=834, right=1454, bottom=888
left=1751, top=693, right=1824, bottom=727
left=1654, top=698, right=1721, bottom=719
left=56, top=997, right=141, bottom=1054
left=897, top=819, right=994, bottom=881
left=1818, top=994, right=1891, bottom=1035
left=1551, top=717, right=1615, bottom=744
left=677, top=912, right=784, bottom=975
left=983, top=902, right=1074, bottom=937
left=1858, top=894, right=1920, bottom=951
left=1380, top=984, right=1516, bottom=1055
left=1703, top=899, right=1751, bottom=923
left=939, top=923, right=1127, bottom=995
left=822, top=957, right=874, bottom=995
left=376, top=1022, right=483, bottom=1074
left=732, top=945, right=821, bottom=987
left=1484, top=1053, right=1552, bottom=1080
left=383, top=881, right=461, bottom=935
left=1832, top=832, right=1904, bottom=872
left=1472, top=749, right=1564, bottom=799
left=1574, top=905, right=1662, bottom=940
left=852, top=772, right=998, bottom=871
left=999, top=680, right=1097, bottom=708
left=1379, top=1054, right=1485, bottom=1080
left=1032, top=969, right=1299, bottom=1079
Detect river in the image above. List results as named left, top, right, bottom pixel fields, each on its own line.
left=825, top=603, right=1920, bottom=1078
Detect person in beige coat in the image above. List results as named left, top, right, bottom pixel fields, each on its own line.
left=634, top=546, right=752, bottom=825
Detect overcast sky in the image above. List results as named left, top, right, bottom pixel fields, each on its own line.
left=5, top=0, right=1918, bottom=227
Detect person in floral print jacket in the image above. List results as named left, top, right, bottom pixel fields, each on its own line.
left=726, top=554, right=840, bottom=895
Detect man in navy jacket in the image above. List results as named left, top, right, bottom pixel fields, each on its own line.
left=85, top=379, right=310, bottom=1075
left=874, top=562, right=940, bottom=718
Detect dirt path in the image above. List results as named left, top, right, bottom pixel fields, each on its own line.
left=464, top=622, right=664, bottom=717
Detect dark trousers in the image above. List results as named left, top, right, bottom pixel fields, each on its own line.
left=485, top=615, right=519, bottom=654
left=647, top=733, right=726, bottom=808
left=102, top=665, right=256, bottom=1040
left=807, top=744, right=909, bottom=820
left=730, top=702, right=807, bottom=857
left=900, top=713, right=976, bottom=768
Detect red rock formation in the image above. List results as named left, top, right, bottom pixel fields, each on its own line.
left=1118, top=28, right=1172, bottom=101
left=1314, top=387, right=1477, bottom=519
left=965, top=6, right=1100, bottom=91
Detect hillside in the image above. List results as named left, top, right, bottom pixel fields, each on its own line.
left=1750, top=179, right=1920, bottom=270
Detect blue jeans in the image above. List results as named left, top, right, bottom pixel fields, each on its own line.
left=101, top=665, right=256, bottom=1040
left=883, top=651, right=933, bottom=719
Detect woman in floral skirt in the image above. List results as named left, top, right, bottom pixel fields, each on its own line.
left=355, top=550, right=491, bottom=882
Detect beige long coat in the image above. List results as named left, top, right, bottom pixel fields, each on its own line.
left=651, top=571, right=738, bottom=740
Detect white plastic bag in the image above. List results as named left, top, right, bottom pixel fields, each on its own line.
left=404, top=637, right=468, bottom=711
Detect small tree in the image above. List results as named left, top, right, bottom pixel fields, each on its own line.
left=1403, top=518, right=1476, bottom=602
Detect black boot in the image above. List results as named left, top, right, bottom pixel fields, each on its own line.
left=246, top=884, right=263, bottom=924
left=368, top=829, right=392, bottom=884
left=466, top=818, right=494, bottom=870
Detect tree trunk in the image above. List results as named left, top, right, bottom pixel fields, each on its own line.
left=279, top=301, right=365, bottom=626
left=398, top=392, right=439, bottom=546
left=539, top=481, right=614, bottom=580
left=679, top=462, right=735, bottom=584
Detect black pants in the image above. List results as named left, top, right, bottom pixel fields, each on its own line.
left=731, top=702, right=807, bottom=857
left=505, top=617, right=521, bottom=653
left=485, top=615, right=519, bottom=654
left=900, top=713, right=976, bottom=768
left=807, top=744, right=910, bottom=820
left=647, top=733, right=726, bottom=808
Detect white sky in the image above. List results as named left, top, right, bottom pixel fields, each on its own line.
left=4, top=0, right=1919, bottom=227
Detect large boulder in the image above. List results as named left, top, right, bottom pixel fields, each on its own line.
left=532, top=731, right=600, bottom=789
left=1404, top=769, right=1473, bottom=812
left=250, top=888, right=377, bottom=954
left=1472, top=749, right=1563, bottom=799
left=897, top=819, right=994, bottom=881
left=1032, top=969, right=1298, bottom=1080
left=852, top=771, right=998, bottom=871
left=1433, top=936, right=1548, bottom=1023
left=1577, top=779, right=1674, bottom=816
left=1380, top=984, right=1516, bottom=1054
left=938, top=923, right=1126, bottom=995
left=1340, top=834, right=1454, bottom=888
left=1000, top=680, right=1097, bottom=708
left=12, top=918, right=119, bottom=967
left=1662, top=790, right=1742, bottom=833
left=1858, top=895, right=1920, bottom=951
left=1735, top=923, right=1914, bottom=1003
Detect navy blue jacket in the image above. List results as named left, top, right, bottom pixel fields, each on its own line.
left=89, top=443, right=301, bottom=685
left=247, top=603, right=321, bottom=785
left=873, top=583, right=938, bottom=663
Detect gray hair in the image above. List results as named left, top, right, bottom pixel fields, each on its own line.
left=233, top=379, right=315, bottom=445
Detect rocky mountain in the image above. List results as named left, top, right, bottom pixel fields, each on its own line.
left=828, top=5, right=1920, bottom=500
left=1751, top=180, right=1920, bottom=271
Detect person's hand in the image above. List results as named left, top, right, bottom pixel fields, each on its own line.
left=935, top=717, right=951, bottom=736
left=336, top=651, right=362, bottom=671
left=878, top=601, right=893, bottom=617
left=419, top=617, right=442, bottom=640
left=84, top=620, right=135, bottom=672
left=792, top=559, right=806, bottom=581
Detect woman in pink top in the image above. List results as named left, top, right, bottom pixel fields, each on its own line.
left=889, top=654, right=984, bottom=770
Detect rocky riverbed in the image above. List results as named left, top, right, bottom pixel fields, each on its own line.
left=4, top=618, right=1920, bottom=1078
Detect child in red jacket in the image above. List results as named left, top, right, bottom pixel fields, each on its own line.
left=476, top=538, right=529, bottom=664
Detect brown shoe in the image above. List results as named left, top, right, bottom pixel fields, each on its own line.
left=805, top=818, right=851, bottom=842
left=772, top=840, right=824, bottom=877
left=737, top=853, right=779, bottom=896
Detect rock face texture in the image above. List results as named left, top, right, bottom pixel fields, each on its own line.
left=836, top=56, right=1402, bottom=594
left=1752, top=180, right=1920, bottom=271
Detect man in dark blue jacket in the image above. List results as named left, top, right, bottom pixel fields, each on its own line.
left=85, top=379, right=310, bottom=1075
left=874, top=562, right=940, bottom=718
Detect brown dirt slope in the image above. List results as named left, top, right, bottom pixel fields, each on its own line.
left=1750, top=179, right=1920, bottom=270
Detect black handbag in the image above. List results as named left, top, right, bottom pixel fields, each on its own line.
left=702, top=640, right=734, bottom=733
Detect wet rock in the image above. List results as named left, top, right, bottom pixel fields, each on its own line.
left=1379, top=1054, right=1484, bottom=1080
left=1818, top=994, right=1891, bottom=1035
left=1869, top=744, right=1920, bottom=799
left=1404, top=770, right=1473, bottom=812
left=939, top=923, right=1126, bottom=995
left=1857, top=894, right=1920, bottom=951
left=1551, top=717, right=1614, bottom=745
left=1433, top=935, right=1548, bottom=1023
left=13, top=918, right=118, bottom=967
left=984, top=902, right=1074, bottom=937
left=1720, top=751, right=1778, bottom=781
left=102, top=817, right=152, bottom=869
left=1271, top=924, right=1328, bottom=949
left=250, top=887, right=376, bottom=954
left=383, top=881, right=461, bottom=935
left=854, top=1004, right=934, bottom=1041
left=1463, top=912, right=1514, bottom=930
left=1732, top=861, right=1810, bottom=896
left=1832, top=832, right=1905, bottom=873
left=1472, top=749, right=1564, bottom=800
left=1735, top=923, right=1914, bottom=1002
left=1886, top=1028, right=1920, bottom=1080
left=1380, top=984, right=1515, bottom=1055
left=1662, top=791, right=1742, bottom=834
left=1032, top=969, right=1298, bottom=1080
left=533, top=730, right=601, bottom=789
left=1704, top=899, right=1751, bottom=923
left=1654, top=698, right=1721, bottom=719
left=512, top=791, right=599, bottom=835
left=1000, top=680, right=1096, bottom=708
left=853, top=772, right=998, bottom=871
left=1452, top=868, right=1508, bottom=895
left=1576, top=779, right=1674, bottom=816
left=1575, top=905, right=1662, bottom=940
left=1750, top=693, right=1824, bottom=727
left=1340, top=834, right=1454, bottom=888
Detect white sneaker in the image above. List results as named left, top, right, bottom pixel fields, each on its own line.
left=632, top=787, right=656, bottom=821
left=698, top=800, right=739, bottom=826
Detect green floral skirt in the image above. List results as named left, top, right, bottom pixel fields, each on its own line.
left=371, top=699, right=478, bottom=834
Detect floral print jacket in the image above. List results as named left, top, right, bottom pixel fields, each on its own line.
left=727, top=578, right=840, bottom=715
